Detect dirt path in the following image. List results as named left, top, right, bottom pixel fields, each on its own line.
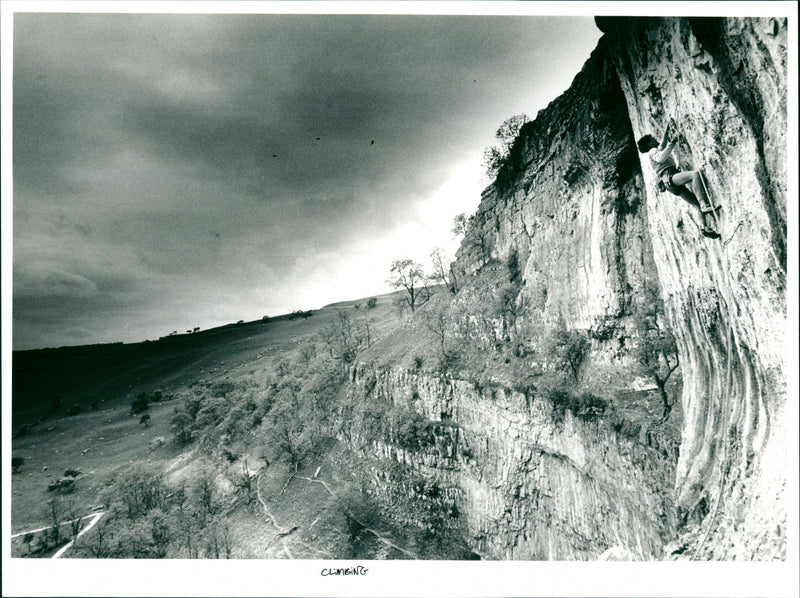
left=255, top=472, right=295, bottom=558
left=11, top=512, right=103, bottom=539
left=11, top=512, right=106, bottom=558
left=52, top=512, right=105, bottom=558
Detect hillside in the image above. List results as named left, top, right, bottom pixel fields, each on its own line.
left=10, top=16, right=788, bottom=563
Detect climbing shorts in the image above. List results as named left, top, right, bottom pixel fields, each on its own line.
left=658, top=167, right=682, bottom=195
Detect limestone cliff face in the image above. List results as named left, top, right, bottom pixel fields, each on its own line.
left=449, top=16, right=786, bottom=559
left=349, top=17, right=786, bottom=561
left=453, top=43, right=655, bottom=339
left=597, top=16, right=788, bottom=559
left=350, top=366, right=678, bottom=560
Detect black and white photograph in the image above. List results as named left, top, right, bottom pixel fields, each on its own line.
left=2, top=2, right=797, bottom=596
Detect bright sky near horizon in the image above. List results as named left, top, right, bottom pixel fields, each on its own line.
left=10, top=10, right=602, bottom=350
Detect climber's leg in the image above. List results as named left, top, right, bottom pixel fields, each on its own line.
left=674, top=185, right=720, bottom=239
left=674, top=186, right=701, bottom=211
left=671, top=170, right=719, bottom=213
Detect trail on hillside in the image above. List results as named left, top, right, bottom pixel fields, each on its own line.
left=52, top=512, right=106, bottom=558
left=255, top=472, right=295, bottom=558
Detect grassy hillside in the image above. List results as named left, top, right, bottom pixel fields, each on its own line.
left=12, top=291, right=405, bottom=424
left=11, top=288, right=475, bottom=558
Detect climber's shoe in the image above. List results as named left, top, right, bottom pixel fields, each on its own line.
left=701, top=203, right=722, bottom=214
left=701, top=227, right=721, bottom=239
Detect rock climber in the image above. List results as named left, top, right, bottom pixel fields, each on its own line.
left=637, top=118, right=721, bottom=239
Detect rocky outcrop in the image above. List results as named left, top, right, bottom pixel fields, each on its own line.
left=350, top=366, right=678, bottom=560
left=453, top=42, right=655, bottom=338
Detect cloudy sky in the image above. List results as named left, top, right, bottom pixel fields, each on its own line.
left=10, top=10, right=602, bottom=350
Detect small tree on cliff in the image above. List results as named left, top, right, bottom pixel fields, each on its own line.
left=542, top=318, right=589, bottom=383
left=388, top=259, right=429, bottom=312
left=453, top=214, right=491, bottom=268
left=482, top=113, right=529, bottom=180
left=452, top=213, right=469, bottom=238
left=633, top=287, right=679, bottom=421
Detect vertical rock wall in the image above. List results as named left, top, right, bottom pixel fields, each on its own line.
left=351, top=366, right=678, bottom=560
left=454, top=43, right=657, bottom=337
left=599, top=16, right=787, bottom=559
left=446, top=16, right=787, bottom=559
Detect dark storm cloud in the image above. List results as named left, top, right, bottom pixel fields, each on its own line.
left=12, top=12, right=601, bottom=349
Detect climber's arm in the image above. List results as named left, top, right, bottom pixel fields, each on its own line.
left=659, top=118, right=676, bottom=149
left=654, top=120, right=677, bottom=160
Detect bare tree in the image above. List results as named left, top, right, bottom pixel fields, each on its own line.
left=45, top=497, right=63, bottom=546
left=228, top=459, right=254, bottom=505
left=422, top=304, right=455, bottom=368
left=388, top=259, right=429, bottom=312
left=430, top=247, right=458, bottom=294
left=65, top=499, right=84, bottom=541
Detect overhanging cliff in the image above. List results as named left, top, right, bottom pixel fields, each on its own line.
left=449, top=16, right=787, bottom=559
left=598, top=16, right=788, bottom=559
left=347, top=16, right=786, bottom=561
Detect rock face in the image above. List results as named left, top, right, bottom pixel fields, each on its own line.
left=454, top=41, right=656, bottom=339
left=455, top=16, right=786, bottom=558
left=353, top=17, right=787, bottom=560
left=599, top=16, right=788, bottom=559
left=351, top=366, right=678, bottom=560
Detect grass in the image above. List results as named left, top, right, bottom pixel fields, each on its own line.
left=11, top=282, right=682, bottom=559
left=10, top=290, right=412, bottom=553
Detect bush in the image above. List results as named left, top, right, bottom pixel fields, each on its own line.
left=548, top=388, right=608, bottom=422
left=171, top=408, right=194, bottom=445
left=390, top=406, right=435, bottom=450
left=543, top=323, right=589, bottom=383
left=48, top=477, right=76, bottom=494
left=130, top=393, right=150, bottom=414
left=66, top=404, right=82, bottom=416
left=12, top=457, right=25, bottom=474
left=366, top=297, right=378, bottom=308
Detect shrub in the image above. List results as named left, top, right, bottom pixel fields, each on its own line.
left=66, top=404, right=82, bottom=416
left=140, top=413, right=151, bottom=426
left=506, top=247, right=522, bottom=286
left=366, top=297, right=378, bottom=309
left=12, top=456, right=25, bottom=474
left=574, top=393, right=608, bottom=419
left=171, top=408, right=194, bottom=444
left=48, top=477, right=76, bottom=494
left=130, top=393, right=150, bottom=414
left=543, top=323, right=589, bottom=383
left=548, top=388, right=608, bottom=422
left=390, top=407, right=435, bottom=450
